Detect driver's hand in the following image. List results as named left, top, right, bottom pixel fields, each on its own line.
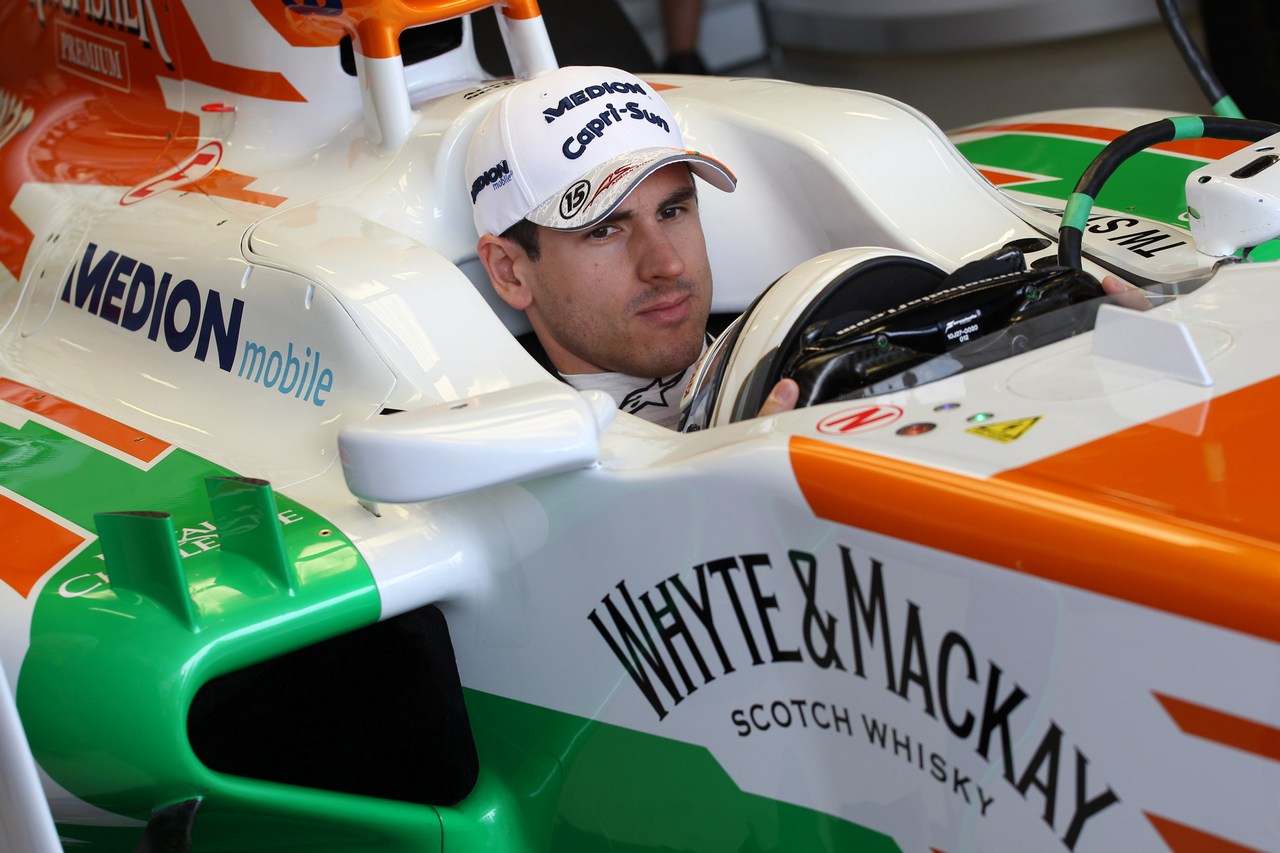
left=757, top=378, right=799, bottom=418
left=1101, top=274, right=1151, bottom=310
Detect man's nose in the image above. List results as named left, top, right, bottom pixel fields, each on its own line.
left=634, top=224, right=686, bottom=282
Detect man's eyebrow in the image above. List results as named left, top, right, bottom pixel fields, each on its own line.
left=659, top=185, right=697, bottom=209
left=599, top=180, right=701, bottom=227
left=600, top=207, right=634, bottom=225
left=599, top=183, right=698, bottom=226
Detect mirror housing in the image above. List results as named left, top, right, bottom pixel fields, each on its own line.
left=339, top=384, right=615, bottom=502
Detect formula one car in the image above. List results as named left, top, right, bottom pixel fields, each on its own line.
left=2, top=2, right=1279, bottom=852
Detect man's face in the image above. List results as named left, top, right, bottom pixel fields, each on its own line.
left=515, top=164, right=713, bottom=378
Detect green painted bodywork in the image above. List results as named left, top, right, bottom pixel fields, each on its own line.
left=0, top=417, right=407, bottom=849
left=453, top=689, right=902, bottom=852
left=954, top=134, right=1201, bottom=224
left=953, top=131, right=1280, bottom=261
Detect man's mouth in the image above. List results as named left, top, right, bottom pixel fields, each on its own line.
left=637, top=293, right=691, bottom=324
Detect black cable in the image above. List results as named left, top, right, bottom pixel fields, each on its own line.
left=1057, top=115, right=1280, bottom=269
left=1155, top=0, right=1242, bottom=118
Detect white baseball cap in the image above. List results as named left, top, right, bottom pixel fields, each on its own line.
left=466, top=65, right=736, bottom=237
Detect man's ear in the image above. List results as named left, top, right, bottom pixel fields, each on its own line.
left=477, top=235, right=533, bottom=311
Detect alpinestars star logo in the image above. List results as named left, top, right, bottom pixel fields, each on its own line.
left=619, top=371, right=685, bottom=415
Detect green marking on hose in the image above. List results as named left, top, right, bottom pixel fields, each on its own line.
left=1062, top=192, right=1095, bottom=232
left=1213, top=95, right=1246, bottom=120
left=1187, top=205, right=1200, bottom=220
left=1169, top=115, right=1205, bottom=141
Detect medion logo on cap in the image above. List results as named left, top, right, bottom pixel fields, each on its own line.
left=541, top=79, right=648, bottom=124
left=471, top=159, right=511, bottom=202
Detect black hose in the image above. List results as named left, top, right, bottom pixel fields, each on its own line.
left=1057, top=115, right=1280, bottom=269
left=1155, top=0, right=1243, bottom=118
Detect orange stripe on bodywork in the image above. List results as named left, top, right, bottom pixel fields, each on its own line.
left=500, top=0, right=542, bottom=19
left=1155, top=693, right=1280, bottom=763
left=977, top=168, right=1043, bottom=187
left=0, top=206, right=32, bottom=282
left=997, top=376, right=1280, bottom=558
left=791, top=379, right=1280, bottom=644
left=190, top=168, right=287, bottom=208
left=170, top=1, right=305, bottom=102
left=0, top=378, right=168, bottom=464
left=959, top=122, right=1249, bottom=161
left=1146, top=813, right=1268, bottom=853
left=0, top=494, right=84, bottom=598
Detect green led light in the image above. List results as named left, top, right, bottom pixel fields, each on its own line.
left=967, top=412, right=994, bottom=423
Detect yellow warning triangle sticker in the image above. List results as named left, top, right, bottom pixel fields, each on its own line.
left=967, top=416, right=1041, bottom=443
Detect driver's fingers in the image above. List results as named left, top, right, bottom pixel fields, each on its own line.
left=758, top=378, right=800, bottom=418
left=1100, top=274, right=1152, bottom=310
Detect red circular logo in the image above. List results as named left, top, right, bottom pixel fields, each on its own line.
left=817, top=404, right=904, bottom=435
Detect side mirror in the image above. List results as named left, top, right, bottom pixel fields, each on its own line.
left=339, top=384, right=615, bottom=503
left=1186, top=130, right=1280, bottom=256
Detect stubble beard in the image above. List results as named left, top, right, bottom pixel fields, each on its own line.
left=548, top=278, right=707, bottom=378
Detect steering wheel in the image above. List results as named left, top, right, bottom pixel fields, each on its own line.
left=779, top=259, right=1104, bottom=409
left=714, top=246, right=1105, bottom=423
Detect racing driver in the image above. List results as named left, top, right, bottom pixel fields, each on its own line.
left=466, top=64, right=800, bottom=429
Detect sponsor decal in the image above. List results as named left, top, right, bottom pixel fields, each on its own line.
left=61, top=242, right=245, bottom=372
left=1085, top=214, right=1187, bottom=259
left=944, top=309, right=982, bottom=345
left=541, top=80, right=648, bottom=124
left=589, top=548, right=1119, bottom=850
left=731, top=698, right=996, bottom=818
left=59, top=243, right=336, bottom=406
left=470, top=159, right=511, bottom=203
left=968, top=416, right=1041, bottom=443
left=55, top=19, right=129, bottom=92
left=31, top=0, right=173, bottom=70
left=587, top=162, right=640, bottom=208
left=561, top=101, right=670, bottom=160
left=618, top=370, right=685, bottom=416
left=121, top=141, right=221, bottom=205
left=817, top=404, right=903, bottom=435
left=236, top=340, right=334, bottom=407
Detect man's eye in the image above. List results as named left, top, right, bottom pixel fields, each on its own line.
left=660, top=206, right=685, bottom=220
left=588, top=225, right=615, bottom=239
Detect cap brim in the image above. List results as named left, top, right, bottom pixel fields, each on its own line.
left=526, top=147, right=736, bottom=233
